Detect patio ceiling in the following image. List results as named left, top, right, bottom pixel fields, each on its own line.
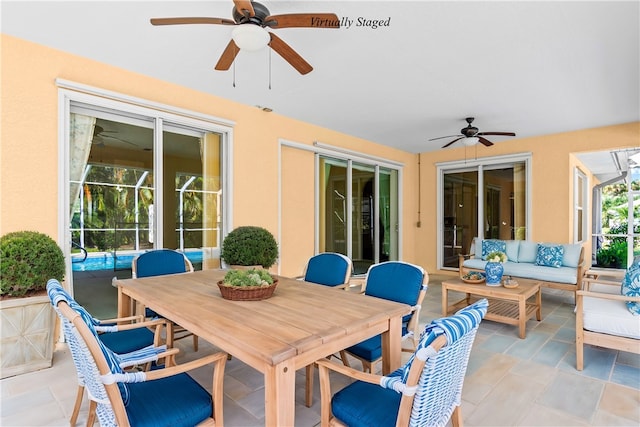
left=2, top=1, right=638, bottom=180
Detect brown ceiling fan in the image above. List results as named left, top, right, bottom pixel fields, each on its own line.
left=150, top=0, right=340, bottom=75
left=429, top=117, right=516, bottom=148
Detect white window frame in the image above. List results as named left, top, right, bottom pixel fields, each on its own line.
left=574, top=167, right=588, bottom=243
left=57, top=79, right=234, bottom=285
left=436, top=153, right=533, bottom=271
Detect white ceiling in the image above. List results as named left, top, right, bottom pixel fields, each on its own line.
left=2, top=1, right=639, bottom=178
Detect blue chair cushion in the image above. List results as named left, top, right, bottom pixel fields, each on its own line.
left=98, top=328, right=155, bottom=355
left=125, top=372, right=212, bottom=426
left=332, top=380, right=401, bottom=427
left=304, top=253, right=350, bottom=287
left=345, top=323, right=410, bottom=362
left=365, top=262, right=423, bottom=307
left=135, top=250, right=187, bottom=278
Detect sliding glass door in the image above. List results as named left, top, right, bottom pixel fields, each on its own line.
left=319, top=155, right=400, bottom=274
left=439, top=156, right=530, bottom=269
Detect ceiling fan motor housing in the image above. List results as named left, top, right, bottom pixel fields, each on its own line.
left=233, top=1, right=269, bottom=25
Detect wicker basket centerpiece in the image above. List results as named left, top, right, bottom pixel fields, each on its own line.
left=217, top=268, right=278, bottom=301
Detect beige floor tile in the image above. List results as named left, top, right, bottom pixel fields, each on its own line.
left=598, top=383, right=640, bottom=424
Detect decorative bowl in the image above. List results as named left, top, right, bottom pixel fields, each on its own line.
left=461, top=272, right=486, bottom=284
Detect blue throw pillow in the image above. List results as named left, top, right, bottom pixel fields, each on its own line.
left=535, top=244, right=564, bottom=268
left=621, top=261, right=640, bottom=316
left=482, top=240, right=506, bottom=260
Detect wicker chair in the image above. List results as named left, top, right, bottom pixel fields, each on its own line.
left=317, top=299, right=488, bottom=427
left=342, top=261, right=429, bottom=373
left=47, top=279, right=177, bottom=425
left=48, top=279, right=227, bottom=427
left=132, top=249, right=199, bottom=351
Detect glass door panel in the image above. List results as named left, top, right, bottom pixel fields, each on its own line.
left=380, top=167, right=398, bottom=262
left=319, top=157, right=348, bottom=255
left=163, top=125, right=222, bottom=270
left=352, top=163, right=376, bottom=273
left=442, top=171, right=478, bottom=268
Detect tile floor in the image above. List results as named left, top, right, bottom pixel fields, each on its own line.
left=1, top=275, right=639, bottom=426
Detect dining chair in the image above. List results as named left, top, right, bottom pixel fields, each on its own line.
left=47, top=279, right=178, bottom=426
left=301, top=252, right=353, bottom=406
left=317, top=298, right=488, bottom=427
left=131, top=249, right=199, bottom=351
left=48, top=279, right=227, bottom=427
left=302, top=252, right=353, bottom=289
left=342, top=261, right=429, bottom=373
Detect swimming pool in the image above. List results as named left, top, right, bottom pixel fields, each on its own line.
left=72, top=250, right=204, bottom=272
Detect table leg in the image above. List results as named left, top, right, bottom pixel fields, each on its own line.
left=381, top=316, right=402, bottom=374
left=117, top=286, right=131, bottom=318
left=264, top=359, right=296, bottom=427
left=441, top=284, right=449, bottom=316
left=535, top=287, right=542, bottom=321
left=518, top=297, right=526, bottom=339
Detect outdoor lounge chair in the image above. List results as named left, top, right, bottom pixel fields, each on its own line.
left=576, top=261, right=640, bottom=370
left=48, top=279, right=227, bottom=427
left=317, top=298, right=488, bottom=427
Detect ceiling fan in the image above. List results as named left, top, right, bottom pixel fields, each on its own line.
left=92, top=125, right=136, bottom=147
left=150, top=0, right=340, bottom=75
left=429, top=117, right=516, bottom=148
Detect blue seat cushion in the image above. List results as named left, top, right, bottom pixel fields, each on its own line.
left=346, top=323, right=410, bottom=362
left=99, top=328, right=155, bottom=354
left=332, top=380, right=400, bottom=427
left=125, top=372, right=212, bottom=427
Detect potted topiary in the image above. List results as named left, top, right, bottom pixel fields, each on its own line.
left=0, top=230, right=66, bottom=378
left=217, top=268, right=278, bottom=301
left=220, top=226, right=279, bottom=269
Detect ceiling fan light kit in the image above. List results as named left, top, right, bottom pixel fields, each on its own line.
left=463, top=137, right=479, bottom=146
left=232, top=24, right=269, bottom=51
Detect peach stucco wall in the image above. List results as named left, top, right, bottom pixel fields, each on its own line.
left=0, top=35, right=418, bottom=275
left=2, top=34, right=639, bottom=276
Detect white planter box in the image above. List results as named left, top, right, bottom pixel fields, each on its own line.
left=0, top=295, right=55, bottom=379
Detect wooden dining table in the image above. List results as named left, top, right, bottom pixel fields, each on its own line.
left=114, top=269, right=410, bottom=426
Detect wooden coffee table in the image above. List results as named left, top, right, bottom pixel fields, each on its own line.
left=441, top=278, right=542, bottom=338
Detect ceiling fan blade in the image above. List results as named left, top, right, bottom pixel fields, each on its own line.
left=214, top=40, right=240, bottom=71
left=233, top=0, right=255, bottom=17
left=478, top=137, right=494, bottom=147
left=442, top=137, right=464, bottom=148
left=477, top=132, right=516, bottom=137
left=265, top=13, right=340, bottom=29
left=429, top=134, right=462, bottom=141
left=150, top=17, right=235, bottom=26
left=268, top=33, right=313, bottom=75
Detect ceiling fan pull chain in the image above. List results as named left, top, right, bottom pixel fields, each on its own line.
left=268, top=48, right=272, bottom=90
left=232, top=53, right=236, bottom=88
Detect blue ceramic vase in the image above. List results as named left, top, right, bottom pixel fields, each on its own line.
left=485, top=262, right=504, bottom=286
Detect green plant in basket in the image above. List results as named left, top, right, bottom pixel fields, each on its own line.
left=486, top=250, right=507, bottom=263
left=223, top=269, right=274, bottom=288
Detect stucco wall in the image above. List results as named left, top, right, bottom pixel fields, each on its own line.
left=2, top=35, right=639, bottom=276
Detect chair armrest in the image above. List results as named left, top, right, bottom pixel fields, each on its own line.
left=143, top=351, right=228, bottom=381
left=577, top=289, right=640, bottom=303
left=316, top=358, right=383, bottom=386
left=108, top=317, right=169, bottom=331
left=98, top=314, right=145, bottom=324
left=581, top=277, right=623, bottom=290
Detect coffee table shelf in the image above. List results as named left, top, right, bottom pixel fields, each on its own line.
left=442, top=278, right=542, bottom=339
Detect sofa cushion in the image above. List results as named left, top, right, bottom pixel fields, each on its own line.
left=562, top=244, right=582, bottom=268
left=505, top=241, right=520, bottom=263
left=584, top=284, right=640, bottom=339
left=482, top=240, right=506, bottom=260
left=462, top=259, right=579, bottom=285
left=535, top=244, right=564, bottom=268
left=518, top=241, right=538, bottom=263
left=621, top=261, right=640, bottom=316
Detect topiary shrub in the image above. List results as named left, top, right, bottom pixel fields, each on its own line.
left=1, top=231, right=65, bottom=298
left=221, top=226, right=279, bottom=269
